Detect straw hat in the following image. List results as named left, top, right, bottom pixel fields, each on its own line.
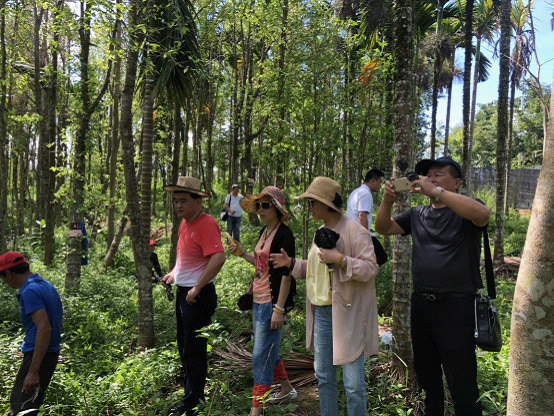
left=240, top=186, right=291, bottom=221
left=295, top=177, right=344, bottom=213
left=163, top=176, right=210, bottom=198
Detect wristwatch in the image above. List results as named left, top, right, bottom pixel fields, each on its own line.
left=434, top=186, right=444, bottom=202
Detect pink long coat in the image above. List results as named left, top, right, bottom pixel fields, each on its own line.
left=292, top=215, right=380, bottom=365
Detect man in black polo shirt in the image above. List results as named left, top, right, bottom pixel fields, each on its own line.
left=375, top=157, right=490, bottom=416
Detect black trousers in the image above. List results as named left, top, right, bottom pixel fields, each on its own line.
left=9, top=351, right=59, bottom=416
left=411, top=293, right=482, bottom=416
left=175, top=283, right=217, bottom=413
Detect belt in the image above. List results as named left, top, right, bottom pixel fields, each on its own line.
left=413, top=291, right=475, bottom=302
left=176, top=282, right=214, bottom=293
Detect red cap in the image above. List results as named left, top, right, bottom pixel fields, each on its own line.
left=0, top=252, right=28, bottom=273
left=150, top=240, right=156, bottom=246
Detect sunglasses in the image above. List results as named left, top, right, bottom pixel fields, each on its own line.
left=255, top=201, right=273, bottom=210
left=306, top=198, right=314, bottom=208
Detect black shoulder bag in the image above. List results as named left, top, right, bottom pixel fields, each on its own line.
left=220, top=194, right=231, bottom=222
left=474, top=226, right=503, bottom=352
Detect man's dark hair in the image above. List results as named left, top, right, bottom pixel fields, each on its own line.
left=446, top=164, right=461, bottom=179
left=174, top=191, right=202, bottom=200
left=364, top=169, right=385, bottom=183
left=0, top=262, right=30, bottom=276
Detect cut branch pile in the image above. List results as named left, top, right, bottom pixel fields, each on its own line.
left=213, top=341, right=317, bottom=387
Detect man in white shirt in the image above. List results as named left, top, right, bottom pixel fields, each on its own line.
left=347, top=169, right=387, bottom=266
left=347, top=169, right=384, bottom=230
left=224, top=184, right=244, bottom=242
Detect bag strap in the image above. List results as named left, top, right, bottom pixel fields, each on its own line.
left=482, top=226, right=496, bottom=299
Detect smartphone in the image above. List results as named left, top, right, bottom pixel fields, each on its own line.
left=392, top=177, right=413, bottom=192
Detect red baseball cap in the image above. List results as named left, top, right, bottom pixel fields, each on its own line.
left=0, top=252, right=28, bottom=273
left=150, top=240, right=156, bottom=246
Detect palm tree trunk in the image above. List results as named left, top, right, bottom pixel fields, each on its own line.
left=507, top=72, right=554, bottom=416
left=493, top=0, right=511, bottom=265
left=391, top=0, right=415, bottom=380
left=461, top=0, right=474, bottom=191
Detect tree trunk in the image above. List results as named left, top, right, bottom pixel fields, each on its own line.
left=505, top=72, right=517, bottom=216
left=391, top=0, right=415, bottom=381
left=0, top=1, right=7, bottom=253
left=461, top=0, right=474, bottom=191
left=507, top=72, right=554, bottom=416
left=119, top=0, right=155, bottom=349
left=467, top=36, right=482, bottom=193
left=104, top=212, right=128, bottom=270
left=107, top=25, right=122, bottom=250
left=493, top=0, right=511, bottom=265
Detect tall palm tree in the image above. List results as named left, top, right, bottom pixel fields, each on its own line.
left=467, top=0, right=499, bottom=191
left=493, top=0, right=511, bottom=265
left=391, top=0, right=416, bottom=380
left=507, top=70, right=554, bottom=416
left=505, top=0, right=533, bottom=215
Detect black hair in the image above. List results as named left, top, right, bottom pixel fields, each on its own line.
left=173, top=191, right=202, bottom=200
left=364, top=169, right=385, bottom=183
left=447, top=165, right=461, bottom=179
left=1, top=262, right=30, bottom=276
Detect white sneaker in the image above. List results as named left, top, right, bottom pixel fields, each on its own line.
left=268, top=388, right=298, bottom=404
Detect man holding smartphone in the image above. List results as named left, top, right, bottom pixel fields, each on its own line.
left=375, top=156, right=490, bottom=416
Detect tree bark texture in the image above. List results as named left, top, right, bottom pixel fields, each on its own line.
left=507, top=73, right=554, bottom=416
left=391, top=0, right=415, bottom=380
left=493, top=0, right=511, bottom=265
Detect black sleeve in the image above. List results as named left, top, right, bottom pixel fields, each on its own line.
left=151, top=253, right=163, bottom=277
left=393, top=208, right=412, bottom=236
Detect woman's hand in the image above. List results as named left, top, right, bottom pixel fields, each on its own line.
left=229, top=241, right=245, bottom=257
left=270, top=248, right=291, bottom=268
left=271, top=311, right=284, bottom=330
left=318, top=247, right=343, bottom=265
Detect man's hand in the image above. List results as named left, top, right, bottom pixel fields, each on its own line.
left=410, top=175, right=439, bottom=198
left=382, top=180, right=402, bottom=203
left=163, top=273, right=175, bottom=285
left=22, top=371, right=40, bottom=395
left=186, top=286, right=200, bottom=304
left=318, top=247, right=343, bottom=265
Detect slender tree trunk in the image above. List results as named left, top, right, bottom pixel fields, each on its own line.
left=461, top=0, right=474, bottom=191
left=467, top=36, right=482, bottom=193
left=507, top=73, right=554, bottom=416
left=104, top=212, right=128, bottom=269
left=119, top=0, right=155, bottom=349
left=505, top=74, right=517, bottom=216
left=169, top=103, right=182, bottom=270
left=391, top=0, right=415, bottom=380
left=107, top=18, right=122, bottom=250
left=443, top=60, right=454, bottom=156
left=0, top=0, right=7, bottom=252
left=493, top=0, right=511, bottom=265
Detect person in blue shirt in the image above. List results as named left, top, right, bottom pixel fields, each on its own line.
left=0, top=251, right=63, bottom=416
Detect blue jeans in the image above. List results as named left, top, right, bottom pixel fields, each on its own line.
left=252, top=301, right=284, bottom=386
left=227, top=216, right=242, bottom=242
left=313, top=305, right=366, bottom=416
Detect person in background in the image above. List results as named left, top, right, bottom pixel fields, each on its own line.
left=347, top=168, right=388, bottom=266
left=346, top=168, right=384, bottom=230
left=375, top=156, right=490, bottom=416
left=163, top=177, right=226, bottom=416
left=150, top=239, right=163, bottom=281
left=0, top=252, right=63, bottom=416
left=270, top=177, right=379, bottom=416
left=225, top=184, right=244, bottom=242
left=228, top=186, right=297, bottom=415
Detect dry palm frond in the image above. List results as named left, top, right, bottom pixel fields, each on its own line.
left=213, top=341, right=317, bottom=387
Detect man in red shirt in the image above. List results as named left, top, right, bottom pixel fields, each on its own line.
left=163, top=177, right=226, bottom=416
